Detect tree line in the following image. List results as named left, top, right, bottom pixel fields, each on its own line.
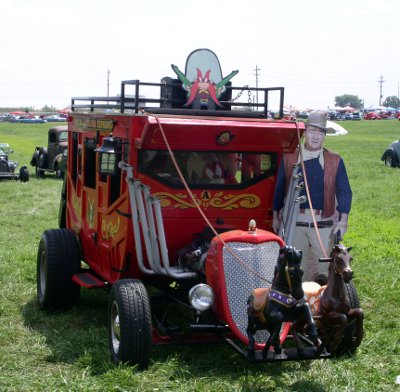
left=0, top=105, right=59, bottom=113
left=335, top=94, right=400, bottom=109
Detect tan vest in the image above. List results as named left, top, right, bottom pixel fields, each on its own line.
left=283, top=148, right=340, bottom=218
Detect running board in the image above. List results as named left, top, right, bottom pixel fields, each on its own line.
left=72, top=272, right=108, bottom=288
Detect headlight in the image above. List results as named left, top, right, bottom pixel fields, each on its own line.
left=188, top=284, right=214, bottom=311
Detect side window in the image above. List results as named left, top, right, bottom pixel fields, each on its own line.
left=97, top=138, right=122, bottom=206
left=83, top=138, right=96, bottom=189
left=109, top=175, right=121, bottom=206
left=48, top=132, right=57, bottom=143
left=71, top=132, right=79, bottom=187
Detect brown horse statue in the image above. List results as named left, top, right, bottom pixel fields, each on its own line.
left=304, top=244, right=364, bottom=354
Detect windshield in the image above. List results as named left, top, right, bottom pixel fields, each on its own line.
left=140, top=150, right=277, bottom=188
left=0, top=144, right=11, bottom=156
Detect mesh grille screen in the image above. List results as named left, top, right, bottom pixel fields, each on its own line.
left=223, top=241, right=280, bottom=343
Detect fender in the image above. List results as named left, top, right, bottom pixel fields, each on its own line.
left=30, top=147, right=41, bottom=166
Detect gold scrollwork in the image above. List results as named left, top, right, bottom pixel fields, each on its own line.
left=154, top=191, right=260, bottom=210
left=72, top=195, right=82, bottom=221
left=87, top=198, right=95, bottom=229
left=101, top=216, right=120, bottom=240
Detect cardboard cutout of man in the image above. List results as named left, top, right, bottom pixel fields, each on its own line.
left=272, top=111, right=352, bottom=282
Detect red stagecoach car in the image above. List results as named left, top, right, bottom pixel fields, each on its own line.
left=36, top=49, right=361, bottom=368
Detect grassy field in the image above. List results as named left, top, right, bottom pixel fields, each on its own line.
left=0, top=120, right=399, bottom=391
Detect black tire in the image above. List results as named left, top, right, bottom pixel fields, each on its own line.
left=19, top=166, right=29, bottom=182
left=38, top=152, right=47, bottom=168
left=384, top=152, right=395, bottom=167
left=108, top=279, right=152, bottom=369
left=36, top=166, right=45, bottom=178
left=333, top=281, right=362, bottom=356
left=55, top=166, right=64, bottom=179
left=37, top=229, right=81, bottom=311
left=38, top=152, right=47, bottom=177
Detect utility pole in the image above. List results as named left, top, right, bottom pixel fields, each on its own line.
left=253, top=66, right=261, bottom=105
left=378, top=75, right=384, bottom=106
left=107, top=69, right=111, bottom=98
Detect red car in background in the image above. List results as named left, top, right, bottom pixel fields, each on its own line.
left=364, top=112, right=381, bottom=120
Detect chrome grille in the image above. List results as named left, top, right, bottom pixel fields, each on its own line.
left=223, top=240, right=280, bottom=343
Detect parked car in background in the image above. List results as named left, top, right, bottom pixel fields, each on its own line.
left=45, top=115, right=67, bottom=122
left=381, top=139, right=400, bottom=167
left=1, top=114, right=19, bottom=122
left=0, top=143, right=29, bottom=181
left=364, top=112, right=381, bottom=120
left=297, top=111, right=309, bottom=119
left=30, top=126, right=68, bottom=178
left=352, top=112, right=362, bottom=120
left=18, top=116, right=47, bottom=124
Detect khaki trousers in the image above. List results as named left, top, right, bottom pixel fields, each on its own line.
left=292, top=210, right=335, bottom=282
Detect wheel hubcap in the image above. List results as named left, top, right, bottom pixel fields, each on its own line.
left=111, top=301, right=121, bottom=353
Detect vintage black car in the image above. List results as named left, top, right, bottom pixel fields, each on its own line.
left=0, top=143, right=29, bottom=182
left=30, top=125, right=68, bottom=178
left=381, top=139, right=400, bottom=167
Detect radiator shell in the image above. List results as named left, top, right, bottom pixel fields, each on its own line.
left=206, top=229, right=284, bottom=345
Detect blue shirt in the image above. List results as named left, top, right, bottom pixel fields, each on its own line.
left=273, top=157, right=352, bottom=214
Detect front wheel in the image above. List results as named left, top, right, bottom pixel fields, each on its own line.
left=384, top=152, right=395, bottom=167
left=37, top=229, right=81, bottom=311
left=108, top=279, right=152, bottom=369
left=35, top=166, right=45, bottom=178
left=19, top=166, right=29, bottom=182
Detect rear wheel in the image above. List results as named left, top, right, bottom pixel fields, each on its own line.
left=108, top=279, right=152, bottom=369
left=37, top=229, right=81, bottom=311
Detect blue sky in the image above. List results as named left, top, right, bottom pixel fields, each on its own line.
left=1, top=0, right=399, bottom=110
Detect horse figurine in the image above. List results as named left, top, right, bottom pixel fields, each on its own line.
left=246, top=245, right=319, bottom=358
left=304, top=244, right=364, bottom=354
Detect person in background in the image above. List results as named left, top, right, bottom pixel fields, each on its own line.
left=272, top=111, right=352, bottom=283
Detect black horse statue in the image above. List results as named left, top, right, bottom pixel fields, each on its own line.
left=316, top=244, right=364, bottom=354
left=246, top=245, right=319, bottom=358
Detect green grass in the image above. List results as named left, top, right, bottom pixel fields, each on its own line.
left=0, top=120, right=400, bottom=391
